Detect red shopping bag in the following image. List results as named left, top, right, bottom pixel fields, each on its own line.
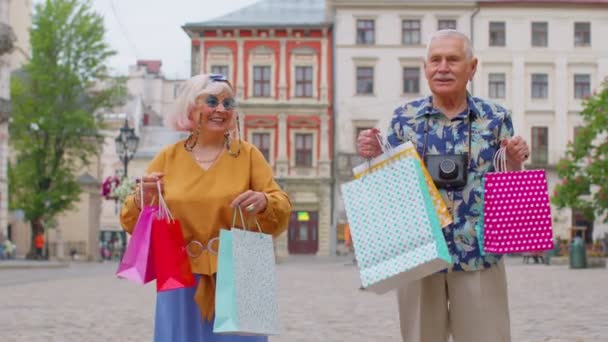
left=483, top=148, right=554, bottom=254
left=151, top=186, right=196, bottom=292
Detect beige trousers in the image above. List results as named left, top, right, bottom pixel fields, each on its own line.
left=397, top=260, right=511, bottom=342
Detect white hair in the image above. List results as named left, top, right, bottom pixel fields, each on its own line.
left=426, top=29, right=474, bottom=59
left=164, top=74, right=234, bottom=131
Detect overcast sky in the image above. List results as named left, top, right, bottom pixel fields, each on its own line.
left=35, top=0, right=260, bottom=79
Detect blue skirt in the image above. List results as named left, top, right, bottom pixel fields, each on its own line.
left=154, top=276, right=268, bottom=342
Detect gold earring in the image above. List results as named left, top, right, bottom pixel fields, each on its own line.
left=227, top=115, right=241, bottom=157
left=184, top=116, right=202, bottom=152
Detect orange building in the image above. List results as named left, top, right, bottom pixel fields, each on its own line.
left=183, top=0, right=334, bottom=256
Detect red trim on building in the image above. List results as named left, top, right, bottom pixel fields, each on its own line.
left=203, top=30, right=217, bottom=37
left=310, top=30, right=323, bottom=38
left=239, top=30, right=253, bottom=37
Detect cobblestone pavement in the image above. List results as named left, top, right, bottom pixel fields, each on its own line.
left=0, top=257, right=606, bottom=342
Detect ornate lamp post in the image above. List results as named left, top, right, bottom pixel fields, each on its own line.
left=115, top=118, right=139, bottom=177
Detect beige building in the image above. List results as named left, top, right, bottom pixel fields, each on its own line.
left=1, top=0, right=32, bottom=242
left=329, top=0, right=608, bottom=244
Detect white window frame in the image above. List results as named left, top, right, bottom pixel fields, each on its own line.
left=248, top=46, right=276, bottom=99
left=290, top=129, right=318, bottom=169
left=353, top=57, right=378, bottom=97
left=290, top=48, right=318, bottom=99
left=248, top=129, right=275, bottom=166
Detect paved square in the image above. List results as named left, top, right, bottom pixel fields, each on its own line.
left=0, top=257, right=606, bottom=341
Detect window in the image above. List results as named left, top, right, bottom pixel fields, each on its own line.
left=356, top=67, right=374, bottom=95
left=403, top=67, right=420, bottom=94
left=402, top=20, right=421, bottom=45
left=211, top=65, right=229, bottom=77
left=488, top=73, right=506, bottom=99
left=531, top=73, right=548, bottom=99
left=574, top=22, right=591, bottom=47
left=355, top=126, right=373, bottom=142
left=489, top=22, right=506, bottom=47
left=295, top=66, right=313, bottom=98
left=295, top=133, right=313, bottom=167
left=531, top=22, right=548, bottom=47
left=531, top=127, right=548, bottom=164
left=253, top=66, right=271, bottom=97
left=252, top=132, right=271, bottom=162
left=356, top=20, right=375, bottom=45
left=574, top=74, right=591, bottom=99
left=438, top=19, right=457, bottom=31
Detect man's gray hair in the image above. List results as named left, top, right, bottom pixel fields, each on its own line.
left=426, top=29, right=474, bottom=59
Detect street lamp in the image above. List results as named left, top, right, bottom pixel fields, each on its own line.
left=115, top=118, right=139, bottom=177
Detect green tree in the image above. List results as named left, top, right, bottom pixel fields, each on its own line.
left=9, top=0, right=126, bottom=258
left=552, top=80, right=608, bottom=224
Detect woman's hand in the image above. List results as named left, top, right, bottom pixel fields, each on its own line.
left=230, top=190, right=268, bottom=215
left=134, top=172, right=164, bottom=208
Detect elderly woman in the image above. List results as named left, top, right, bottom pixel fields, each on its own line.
left=120, top=74, right=291, bottom=341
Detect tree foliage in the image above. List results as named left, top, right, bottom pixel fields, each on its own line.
left=552, top=80, right=608, bottom=223
left=9, top=0, right=126, bottom=256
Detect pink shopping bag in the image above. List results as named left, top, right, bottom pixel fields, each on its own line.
left=482, top=148, right=554, bottom=254
left=116, top=180, right=158, bottom=284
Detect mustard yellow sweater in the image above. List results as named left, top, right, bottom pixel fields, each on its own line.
left=120, top=140, right=291, bottom=320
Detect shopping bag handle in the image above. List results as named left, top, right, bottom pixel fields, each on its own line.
left=493, top=147, right=508, bottom=172
left=156, top=181, right=174, bottom=222
left=231, top=206, right=262, bottom=233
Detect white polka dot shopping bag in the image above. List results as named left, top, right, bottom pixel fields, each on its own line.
left=481, top=148, right=554, bottom=254
left=342, top=142, right=451, bottom=294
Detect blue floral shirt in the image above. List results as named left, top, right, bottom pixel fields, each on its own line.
left=387, top=95, right=514, bottom=272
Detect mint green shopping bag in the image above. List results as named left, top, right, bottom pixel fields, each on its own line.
left=213, top=208, right=280, bottom=336
left=342, top=157, right=451, bottom=294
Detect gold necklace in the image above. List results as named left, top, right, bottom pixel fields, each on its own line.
left=191, top=149, right=223, bottom=164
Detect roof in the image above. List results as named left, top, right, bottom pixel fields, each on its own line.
left=136, top=60, right=162, bottom=75
left=183, top=0, right=329, bottom=29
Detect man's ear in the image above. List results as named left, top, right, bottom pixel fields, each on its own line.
left=470, top=57, right=478, bottom=81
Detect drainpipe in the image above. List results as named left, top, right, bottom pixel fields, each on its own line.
left=329, top=16, right=338, bottom=257
left=470, top=5, right=481, bottom=95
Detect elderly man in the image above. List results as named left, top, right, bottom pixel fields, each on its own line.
left=357, top=30, right=529, bottom=342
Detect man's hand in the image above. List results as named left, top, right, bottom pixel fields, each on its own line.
left=501, top=136, right=529, bottom=171
left=356, top=128, right=383, bottom=159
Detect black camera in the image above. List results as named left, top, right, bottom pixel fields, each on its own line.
left=423, top=154, right=469, bottom=189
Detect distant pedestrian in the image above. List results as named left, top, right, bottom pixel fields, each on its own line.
left=3, top=239, right=15, bottom=259
left=34, top=232, right=45, bottom=260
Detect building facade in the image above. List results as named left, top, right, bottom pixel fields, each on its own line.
left=329, top=0, right=608, bottom=245
left=97, top=60, right=186, bottom=260
left=1, top=0, right=32, bottom=241
left=183, top=0, right=335, bottom=256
